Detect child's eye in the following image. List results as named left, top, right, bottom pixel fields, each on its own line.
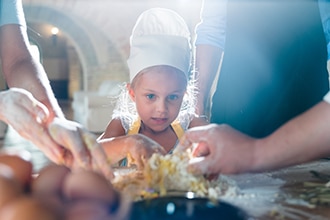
left=168, top=94, right=179, bottom=101
left=146, top=94, right=155, bottom=100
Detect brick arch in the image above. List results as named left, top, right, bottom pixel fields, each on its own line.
left=23, top=5, right=127, bottom=91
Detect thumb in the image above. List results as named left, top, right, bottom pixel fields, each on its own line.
left=177, top=128, right=207, bottom=152
left=48, top=118, right=90, bottom=168
left=191, top=141, right=210, bottom=157
left=14, top=88, right=49, bottom=124
left=24, top=98, right=49, bottom=124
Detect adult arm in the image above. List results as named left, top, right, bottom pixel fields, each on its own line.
left=178, top=100, right=330, bottom=175
left=253, top=100, right=330, bottom=172
left=0, top=24, right=63, bottom=120
left=0, top=24, right=110, bottom=175
left=194, top=45, right=223, bottom=116
left=0, top=0, right=112, bottom=178
left=194, top=0, right=227, bottom=116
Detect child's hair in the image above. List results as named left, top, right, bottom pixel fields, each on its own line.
left=112, top=8, right=197, bottom=132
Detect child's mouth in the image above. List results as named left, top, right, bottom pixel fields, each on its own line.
left=151, top=117, right=168, bottom=125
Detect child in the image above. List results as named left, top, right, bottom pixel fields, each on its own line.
left=98, top=8, right=208, bottom=166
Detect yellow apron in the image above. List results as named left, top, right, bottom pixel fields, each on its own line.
left=127, top=119, right=185, bottom=139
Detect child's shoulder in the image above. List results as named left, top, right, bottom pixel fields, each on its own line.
left=188, top=115, right=209, bottom=129
left=102, top=118, right=126, bottom=138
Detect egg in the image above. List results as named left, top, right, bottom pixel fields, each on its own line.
left=0, top=166, right=22, bottom=208
left=65, top=200, right=109, bottom=220
left=31, top=164, right=70, bottom=215
left=62, top=169, right=119, bottom=206
left=32, top=164, right=70, bottom=195
left=0, top=154, right=33, bottom=188
left=0, top=195, right=60, bottom=220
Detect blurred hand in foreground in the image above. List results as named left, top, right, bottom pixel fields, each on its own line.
left=0, top=153, right=128, bottom=220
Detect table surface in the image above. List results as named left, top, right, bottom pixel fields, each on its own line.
left=222, top=159, right=330, bottom=220
left=4, top=112, right=329, bottom=220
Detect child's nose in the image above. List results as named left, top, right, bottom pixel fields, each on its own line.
left=156, top=99, right=168, bottom=112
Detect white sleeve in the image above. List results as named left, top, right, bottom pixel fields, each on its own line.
left=0, top=0, right=26, bottom=27
left=323, top=91, right=330, bottom=104
left=195, top=0, right=227, bottom=50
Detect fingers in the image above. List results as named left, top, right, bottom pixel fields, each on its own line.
left=24, top=124, right=65, bottom=165
left=191, top=141, right=210, bottom=157
left=128, top=152, right=146, bottom=170
left=25, top=125, right=65, bottom=165
left=80, top=130, right=114, bottom=181
left=18, top=90, right=49, bottom=124
left=132, top=135, right=166, bottom=169
left=155, top=146, right=166, bottom=155
left=0, top=89, right=64, bottom=164
left=8, top=115, right=64, bottom=165
left=2, top=88, right=49, bottom=124
left=48, top=118, right=114, bottom=181
left=177, top=125, right=221, bottom=176
left=48, top=119, right=91, bottom=168
left=187, top=155, right=216, bottom=177
left=177, top=125, right=212, bottom=152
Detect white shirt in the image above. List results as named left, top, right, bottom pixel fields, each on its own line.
left=195, top=0, right=227, bottom=50
left=0, top=0, right=26, bottom=27
left=324, top=91, right=330, bottom=103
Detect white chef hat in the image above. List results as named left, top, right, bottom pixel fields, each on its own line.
left=127, top=8, right=192, bottom=82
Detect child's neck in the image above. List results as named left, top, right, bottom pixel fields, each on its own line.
left=139, top=123, right=178, bottom=153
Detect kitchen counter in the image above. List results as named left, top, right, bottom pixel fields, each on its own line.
left=223, top=159, right=330, bottom=219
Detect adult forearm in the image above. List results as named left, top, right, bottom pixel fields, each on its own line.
left=253, top=101, right=330, bottom=172
left=195, top=44, right=224, bottom=115
left=0, top=25, right=64, bottom=120
left=5, top=57, right=64, bottom=120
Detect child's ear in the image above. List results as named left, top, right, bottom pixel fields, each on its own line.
left=127, top=83, right=135, bottom=101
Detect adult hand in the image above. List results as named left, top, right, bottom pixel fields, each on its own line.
left=177, top=123, right=256, bottom=176
left=98, top=134, right=166, bottom=169
left=0, top=88, right=64, bottom=162
left=124, top=134, right=166, bottom=169
left=48, top=118, right=114, bottom=181
left=0, top=88, right=113, bottom=180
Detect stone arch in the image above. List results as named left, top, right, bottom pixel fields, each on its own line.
left=23, top=5, right=127, bottom=91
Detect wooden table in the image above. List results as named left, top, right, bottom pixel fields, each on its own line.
left=223, top=159, right=330, bottom=219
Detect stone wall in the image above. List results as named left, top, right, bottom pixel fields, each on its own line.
left=21, top=0, right=203, bottom=94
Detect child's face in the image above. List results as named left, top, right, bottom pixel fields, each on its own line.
left=129, top=66, right=187, bottom=133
